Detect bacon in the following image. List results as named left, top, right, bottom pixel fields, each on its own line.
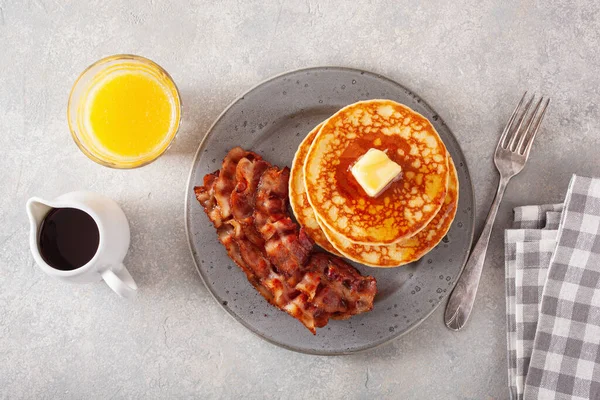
left=196, top=175, right=274, bottom=304
left=230, top=157, right=269, bottom=248
left=194, top=172, right=223, bottom=227
left=227, top=220, right=271, bottom=280
left=214, top=147, right=262, bottom=220
left=254, top=167, right=313, bottom=282
left=307, top=253, right=377, bottom=319
left=194, top=147, right=377, bottom=334
left=231, top=157, right=269, bottom=223
left=253, top=167, right=290, bottom=238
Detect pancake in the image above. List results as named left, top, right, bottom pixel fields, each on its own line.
left=304, top=99, right=449, bottom=245
left=319, top=158, right=459, bottom=267
left=290, top=123, right=342, bottom=256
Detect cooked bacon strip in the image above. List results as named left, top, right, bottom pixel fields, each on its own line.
left=197, top=169, right=317, bottom=329
left=232, top=157, right=269, bottom=223
left=253, top=167, right=290, bottom=239
left=254, top=167, right=313, bottom=282
left=214, top=147, right=261, bottom=220
left=231, top=157, right=269, bottom=248
left=195, top=176, right=274, bottom=305
left=194, top=148, right=377, bottom=334
left=228, top=220, right=271, bottom=280
left=195, top=172, right=223, bottom=227
left=307, top=253, right=377, bottom=319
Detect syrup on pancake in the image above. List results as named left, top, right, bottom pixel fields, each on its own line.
left=319, top=158, right=459, bottom=267
left=304, top=100, right=450, bottom=245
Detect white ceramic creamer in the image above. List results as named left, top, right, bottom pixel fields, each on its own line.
left=26, top=191, right=137, bottom=298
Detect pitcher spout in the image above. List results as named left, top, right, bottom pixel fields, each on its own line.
left=26, top=197, right=55, bottom=228
left=26, top=197, right=58, bottom=272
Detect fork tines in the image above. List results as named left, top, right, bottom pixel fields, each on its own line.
left=498, top=92, right=550, bottom=157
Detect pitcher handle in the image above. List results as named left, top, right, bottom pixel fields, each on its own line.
left=101, top=264, right=137, bottom=298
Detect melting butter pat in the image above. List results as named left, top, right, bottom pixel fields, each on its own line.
left=351, top=148, right=402, bottom=197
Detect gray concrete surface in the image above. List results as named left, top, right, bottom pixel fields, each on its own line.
left=2, top=0, right=600, bottom=398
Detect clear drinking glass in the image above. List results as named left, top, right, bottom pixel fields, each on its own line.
left=67, top=54, right=182, bottom=169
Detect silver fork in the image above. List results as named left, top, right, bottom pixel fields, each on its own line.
left=444, top=92, right=550, bottom=331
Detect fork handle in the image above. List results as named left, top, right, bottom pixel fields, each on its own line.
left=444, top=176, right=510, bottom=331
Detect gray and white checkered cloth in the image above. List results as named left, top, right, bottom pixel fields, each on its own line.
left=505, top=175, right=600, bottom=400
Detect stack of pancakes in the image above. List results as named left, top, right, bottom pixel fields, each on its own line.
left=290, top=99, right=459, bottom=268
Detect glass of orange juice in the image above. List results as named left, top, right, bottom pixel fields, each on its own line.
left=68, top=54, right=181, bottom=168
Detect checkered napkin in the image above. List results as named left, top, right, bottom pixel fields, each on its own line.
left=506, top=206, right=562, bottom=398
left=505, top=175, right=600, bottom=400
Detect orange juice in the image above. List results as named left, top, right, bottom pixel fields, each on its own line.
left=68, top=55, right=181, bottom=168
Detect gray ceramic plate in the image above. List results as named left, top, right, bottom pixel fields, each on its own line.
left=185, top=67, right=475, bottom=355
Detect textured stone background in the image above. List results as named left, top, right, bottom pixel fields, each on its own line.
left=2, top=1, right=600, bottom=399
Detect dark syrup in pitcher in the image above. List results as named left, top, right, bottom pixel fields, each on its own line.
left=38, top=208, right=100, bottom=271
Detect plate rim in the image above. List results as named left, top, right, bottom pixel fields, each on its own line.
left=184, top=66, right=476, bottom=355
